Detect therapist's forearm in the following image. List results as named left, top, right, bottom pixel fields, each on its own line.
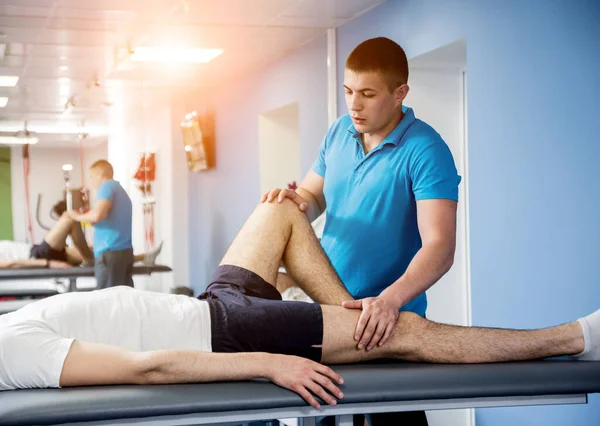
left=74, top=210, right=100, bottom=224
left=381, top=241, right=455, bottom=309
left=296, top=187, right=323, bottom=222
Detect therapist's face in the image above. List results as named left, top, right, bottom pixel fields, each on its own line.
left=343, top=69, right=408, bottom=135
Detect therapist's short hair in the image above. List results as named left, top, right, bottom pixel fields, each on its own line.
left=345, top=37, right=409, bottom=91
left=90, top=159, right=114, bottom=179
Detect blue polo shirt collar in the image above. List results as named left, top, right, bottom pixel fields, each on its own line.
left=347, top=106, right=416, bottom=147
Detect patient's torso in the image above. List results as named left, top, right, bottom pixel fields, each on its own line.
left=0, top=287, right=212, bottom=352
left=0, top=240, right=32, bottom=260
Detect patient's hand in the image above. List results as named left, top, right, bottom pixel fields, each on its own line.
left=260, top=188, right=308, bottom=212
left=266, top=354, right=344, bottom=409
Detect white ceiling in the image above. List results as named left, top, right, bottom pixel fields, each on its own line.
left=0, top=0, right=386, bottom=146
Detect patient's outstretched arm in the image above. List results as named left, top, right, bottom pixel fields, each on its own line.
left=60, top=340, right=344, bottom=409
left=0, top=258, right=71, bottom=269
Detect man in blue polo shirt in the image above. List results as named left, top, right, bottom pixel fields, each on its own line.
left=69, top=159, right=134, bottom=289
left=261, top=37, right=461, bottom=426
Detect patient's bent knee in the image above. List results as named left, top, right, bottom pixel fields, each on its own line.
left=256, top=198, right=306, bottom=220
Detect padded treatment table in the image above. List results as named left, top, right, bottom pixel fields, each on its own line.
left=0, top=360, right=598, bottom=426
left=0, top=265, right=172, bottom=314
left=0, top=264, right=172, bottom=293
left=0, top=280, right=61, bottom=297
left=0, top=264, right=172, bottom=281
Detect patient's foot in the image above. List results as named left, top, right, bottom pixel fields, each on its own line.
left=575, top=309, right=600, bottom=361
left=80, top=258, right=95, bottom=267
left=144, top=241, right=163, bottom=266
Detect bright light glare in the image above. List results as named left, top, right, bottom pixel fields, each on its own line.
left=131, top=47, right=223, bottom=63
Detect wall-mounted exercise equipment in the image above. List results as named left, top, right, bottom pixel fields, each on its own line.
left=133, top=152, right=157, bottom=255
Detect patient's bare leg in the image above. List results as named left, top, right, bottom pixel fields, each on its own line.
left=320, top=306, right=586, bottom=364
left=64, top=248, right=83, bottom=265
left=45, top=213, right=93, bottom=265
left=43, top=213, right=75, bottom=251
left=68, top=220, right=94, bottom=264
left=219, top=199, right=352, bottom=304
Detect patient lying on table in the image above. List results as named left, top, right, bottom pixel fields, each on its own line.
left=0, top=200, right=598, bottom=409
left=0, top=209, right=162, bottom=269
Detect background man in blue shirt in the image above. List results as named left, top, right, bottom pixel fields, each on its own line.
left=262, top=37, right=461, bottom=426
left=69, top=159, right=134, bottom=289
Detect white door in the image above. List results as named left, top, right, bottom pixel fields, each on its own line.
left=405, top=46, right=472, bottom=426
left=258, top=102, right=301, bottom=195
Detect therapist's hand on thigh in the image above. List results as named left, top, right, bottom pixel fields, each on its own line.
left=343, top=296, right=399, bottom=351
left=260, top=188, right=309, bottom=212
left=266, top=354, right=344, bottom=409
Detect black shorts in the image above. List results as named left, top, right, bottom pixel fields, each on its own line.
left=30, top=241, right=68, bottom=263
left=198, top=265, right=324, bottom=362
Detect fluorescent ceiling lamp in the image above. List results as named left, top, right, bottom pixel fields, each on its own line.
left=0, top=76, right=19, bottom=87
left=62, top=164, right=73, bottom=171
left=0, top=124, right=109, bottom=134
left=0, top=97, right=8, bottom=107
left=131, top=47, right=223, bottom=63
left=0, top=136, right=38, bottom=145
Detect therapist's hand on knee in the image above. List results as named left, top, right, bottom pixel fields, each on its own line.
left=343, top=296, right=399, bottom=351
left=266, top=354, right=344, bottom=409
left=261, top=188, right=309, bottom=212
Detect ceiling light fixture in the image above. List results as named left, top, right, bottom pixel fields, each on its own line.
left=0, top=135, right=39, bottom=145
left=0, top=123, right=108, bottom=135
left=0, top=125, right=39, bottom=145
left=130, top=47, right=223, bottom=63
left=0, top=97, right=8, bottom=107
left=0, top=76, right=19, bottom=87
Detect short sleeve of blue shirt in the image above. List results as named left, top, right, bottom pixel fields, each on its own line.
left=311, top=136, right=328, bottom=177
left=97, top=180, right=115, bottom=201
left=411, top=142, right=461, bottom=201
left=311, top=117, right=345, bottom=177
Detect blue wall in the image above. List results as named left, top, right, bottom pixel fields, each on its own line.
left=189, top=0, right=599, bottom=424
left=188, top=36, right=328, bottom=292
left=337, top=0, right=600, bottom=424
